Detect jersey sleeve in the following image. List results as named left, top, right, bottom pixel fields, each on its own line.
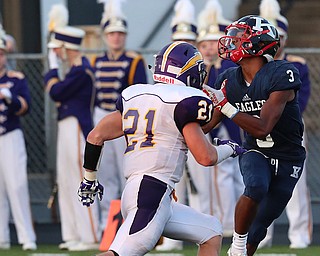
left=174, top=96, right=213, bottom=133
left=115, top=94, right=124, bottom=114
left=270, top=62, right=301, bottom=92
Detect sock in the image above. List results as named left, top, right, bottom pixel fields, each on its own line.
left=231, top=231, right=248, bottom=253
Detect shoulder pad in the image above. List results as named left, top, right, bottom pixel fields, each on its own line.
left=125, top=50, right=141, bottom=59
left=286, top=54, right=306, bottom=65
left=7, top=70, right=25, bottom=79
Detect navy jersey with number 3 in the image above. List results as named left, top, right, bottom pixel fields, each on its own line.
left=214, top=60, right=305, bottom=161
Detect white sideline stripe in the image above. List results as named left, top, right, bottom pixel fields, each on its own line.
left=29, top=254, right=69, bottom=256
left=256, top=254, right=297, bottom=256
left=146, top=254, right=184, bottom=256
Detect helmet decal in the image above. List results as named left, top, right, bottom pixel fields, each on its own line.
left=152, top=42, right=207, bottom=89
left=180, top=52, right=203, bottom=76
left=250, top=16, right=277, bottom=38
left=161, top=41, right=183, bottom=72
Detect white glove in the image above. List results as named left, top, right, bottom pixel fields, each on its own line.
left=78, top=171, right=104, bottom=207
left=213, top=138, right=247, bottom=157
left=48, top=49, right=59, bottom=69
left=203, top=84, right=227, bottom=107
left=202, top=80, right=239, bottom=119
left=0, top=88, right=12, bottom=104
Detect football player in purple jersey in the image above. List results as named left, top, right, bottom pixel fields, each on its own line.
left=93, top=0, right=148, bottom=237
left=202, top=15, right=306, bottom=256
left=77, top=41, right=246, bottom=256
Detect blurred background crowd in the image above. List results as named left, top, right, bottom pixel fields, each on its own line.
left=0, top=0, right=319, bottom=252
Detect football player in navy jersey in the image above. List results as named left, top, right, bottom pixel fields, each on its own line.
left=77, top=41, right=246, bottom=256
left=202, top=15, right=306, bottom=256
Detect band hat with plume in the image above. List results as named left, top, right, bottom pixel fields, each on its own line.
left=99, top=0, right=127, bottom=34
left=259, top=0, right=288, bottom=36
left=47, top=4, right=69, bottom=48
left=50, top=26, right=85, bottom=50
left=0, top=24, right=7, bottom=51
left=171, top=0, right=197, bottom=41
left=197, top=0, right=232, bottom=42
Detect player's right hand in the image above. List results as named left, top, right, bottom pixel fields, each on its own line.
left=78, top=178, right=104, bottom=207
left=202, top=80, right=228, bottom=110
left=213, top=138, right=247, bottom=157
left=203, top=80, right=239, bottom=119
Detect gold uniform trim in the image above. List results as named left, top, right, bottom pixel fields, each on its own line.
left=96, top=61, right=128, bottom=68
left=286, top=54, right=306, bottom=65
left=97, top=92, right=119, bottom=100
left=128, top=56, right=143, bottom=85
left=99, top=102, right=116, bottom=110
left=7, top=70, right=25, bottom=79
left=15, top=96, right=29, bottom=116
left=96, top=81, right=121, bottom=89
left=96, top=70, right=124, bottom=78
left=46, top=77, right=59, bottom=93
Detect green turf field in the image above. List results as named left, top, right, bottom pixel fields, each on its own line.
left=1, top=244, right=319, bottom=256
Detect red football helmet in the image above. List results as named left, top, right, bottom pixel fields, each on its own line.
left=218, top=15, right=280, bottom=63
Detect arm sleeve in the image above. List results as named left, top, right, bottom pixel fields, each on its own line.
left=174, top=96, right=213, bottom=133
left=7, top=78, right=31, bottom=115
left=270, top=63, right=301, bottom=93
left=115, top=95, right=124, bottom=114
left=129, top=56, right=148, bottom=85
left=48, top=67, right=92, bottom=101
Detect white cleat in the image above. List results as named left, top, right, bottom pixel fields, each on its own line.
left=68, top=242, right=100, bottom=251
left=0, top=242, right=10, bottom=250
left=59, top=240, right=79, bottom=250
left=155, top=238, right=183, bottom=251
left=227, top=248, right=247, bottom=256
left=289, top=243, right=308, bottom=249
left=22, top=242, right=37, bottom=251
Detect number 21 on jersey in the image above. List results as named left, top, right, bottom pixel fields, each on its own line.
left=123, top=109, right=155, bottom=153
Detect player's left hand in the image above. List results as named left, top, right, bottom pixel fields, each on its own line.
left=213, top=138, right=247, bottom=157
left=78, top=178, right=104, bottom=207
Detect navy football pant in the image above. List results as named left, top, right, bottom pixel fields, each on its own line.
left=239, top=150, right=305, bottom=245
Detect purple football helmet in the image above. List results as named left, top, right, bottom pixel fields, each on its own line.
left=153, top=41, right=207, bottom=89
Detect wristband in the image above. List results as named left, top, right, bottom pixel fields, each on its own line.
left=221, top=102, right=239, bottom=119
left=84, top=170, right=97, bottom=181
left=83, top=141, right=103, bottom=171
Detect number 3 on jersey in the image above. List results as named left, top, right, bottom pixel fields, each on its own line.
left=124, top=109, right=155, bottom=153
